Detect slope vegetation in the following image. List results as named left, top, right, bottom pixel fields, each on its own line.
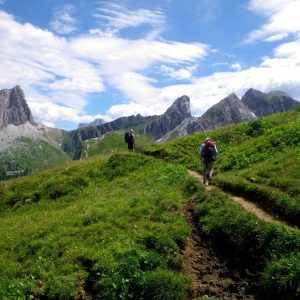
left=0, top=137, right=69, bottom=180
left=0, top=154, right=196, bottom=299
left=81, top=132, right=153, bottom=158
left=145, top=108, right=300, bottom=226
left=144, top=108, right=300, bottom=298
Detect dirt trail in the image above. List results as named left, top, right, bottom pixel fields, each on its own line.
left=188, top=170, right=290, bottom=227
left=181, top=197, right=255, bottom=299
left=180, top=170, right=298, bottom=298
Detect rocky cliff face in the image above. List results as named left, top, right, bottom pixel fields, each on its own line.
left=141, top=95, right=191, bottom=140
left=159, top=93, right=257, bottom=140
left=160, top=90, right=299, bottom=140
left=241, top=88, right=300, bottom=117
left=78, top=118, right=105, bottom=128
left=187, top=93, right=256, bottom=134
left=62, top=88, right=299, bottom=156
left=0, top=85, right=35, bottom=128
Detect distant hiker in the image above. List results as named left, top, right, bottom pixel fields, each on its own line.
left=125, top=129, right=135, bottom=152
left=198, top=137, right=218, bottom=185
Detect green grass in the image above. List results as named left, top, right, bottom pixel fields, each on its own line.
left=81, top=132, right=154, bottom=158
left=144, top=108, right=300, bottom=223
left=0, top=137, right=69, bottom=180
left=193, top=187, right=300, bottom=299
left=143, top=108, right=300, bottom=298
left=0, top=153, right=197, bottom=299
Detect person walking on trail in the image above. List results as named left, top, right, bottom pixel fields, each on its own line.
left=198, top=137, right=218, bottom=185
left=125, top=129, right=135, bottom=152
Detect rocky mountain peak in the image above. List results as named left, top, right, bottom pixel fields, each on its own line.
left=165, top=95, right=191, bottom=117
left=197, top=93, right=255, bottom=128
left=78, top=118, right=105, bottom=128
left=142, top=95, right=191, bottom=140
left=242, top=88, right=300, bottom=117
left=0, top=85, right=35, bottom=128
left=221, top=93, right=240, bottom=104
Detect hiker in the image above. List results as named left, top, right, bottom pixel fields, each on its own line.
left=125, top=129, right=135, bottom=152
left=198, top=137, right=218, bottom=185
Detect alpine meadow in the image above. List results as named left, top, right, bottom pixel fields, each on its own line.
left=0, top=107, right=299, bottom=299
left=1, top=1, right=300, bottom=298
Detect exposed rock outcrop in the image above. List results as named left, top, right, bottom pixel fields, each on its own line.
left=141, top=95, right=191, bottom=140
left=162, top=90, right=299, bottom=140
left=159, top=93, right=256, bottom=140
left=187, top=93, right=256, bottom=133
left=0, top=85, right=35, bottom=128
left=78, top=118, right=105, bottom=128
left=241, top=88, right=300, bottom=117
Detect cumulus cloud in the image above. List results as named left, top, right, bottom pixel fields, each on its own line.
left=0, top=11, right=104, bottom=110
left=247, top=0, right=300, bottom=42
left=69, top=36, right=209, bottom=107
left=229, top=63, right=242, bottom=71
left=0, top=8, right=209, bottom=126
left=50, top=4, right=77, bottom=34
left=1, top=1, right=300, bottom=128
left=29, top=101, right=108, bottom=128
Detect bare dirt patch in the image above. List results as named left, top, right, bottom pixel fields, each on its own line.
left=181, top=197, right=255, bottom=299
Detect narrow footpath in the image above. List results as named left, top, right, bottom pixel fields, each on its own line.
left=181, top=197, right=255, bottom=299
left=188, top=170, right=291, bottom=227
left=180, top=170, right=295, bottom=299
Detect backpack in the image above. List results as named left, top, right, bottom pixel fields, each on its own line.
left=124, top=131, right=132, bottom=143
left=203, top=140, right=216, bottom=162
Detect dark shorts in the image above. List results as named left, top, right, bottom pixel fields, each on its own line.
left=128, top=142, right=134, bottom=150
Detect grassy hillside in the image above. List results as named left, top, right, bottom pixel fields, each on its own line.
left=0, top=153, right=196, bottom=299
left=1, top=108, right=299, bottom=299
left=81, top=132, right=153, bottom=158
left=0, top=137, right=69, bottom=180
left=144, top=108, right=300, bottom=298
left=193, top=187, right=300, bottom=299
left=144, top=108, right=300, bottom=225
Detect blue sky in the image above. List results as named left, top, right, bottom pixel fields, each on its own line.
left=0, top=0, right=300, bottom=130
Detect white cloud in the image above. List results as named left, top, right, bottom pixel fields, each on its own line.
left=160, top=64, right=198, bottom=80
left=229, top=63, right=242, bottom=71
left=1, top=1, right=300, bottom=128
left=70, top=36, right=209, bottom=106
left=29, top=101, right=108, bottom=127
left=0, top=9, right=209, bottom=126
left=92, top=3, right=166, bottom=39
left=247, top=0, right=300, bottom=42
left=0, top=10, right=104, bottom=112
left=50, top=4, right=77, bottom=34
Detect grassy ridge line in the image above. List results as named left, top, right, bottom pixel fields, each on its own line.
left=193, top=187, right=300, bottom=299
left=82, top=131, right=153, bottom=158
left=144, top=109, right=300, bottom=172
left=0, top=154, right=198, bottom=299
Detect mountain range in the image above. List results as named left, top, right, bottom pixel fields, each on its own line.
left=78, top=118, right=106, bottom=128
left=0, top=85, right=299, bottom=171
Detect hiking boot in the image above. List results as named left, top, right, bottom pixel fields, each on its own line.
left=208, top=179, right=212, bottom=185
left=203, top=178, right=206, bottom=184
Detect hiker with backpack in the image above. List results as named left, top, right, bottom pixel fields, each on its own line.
left=198, top=137, right=218, bottom=185
left=124, top=129, right=135, bottom=152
